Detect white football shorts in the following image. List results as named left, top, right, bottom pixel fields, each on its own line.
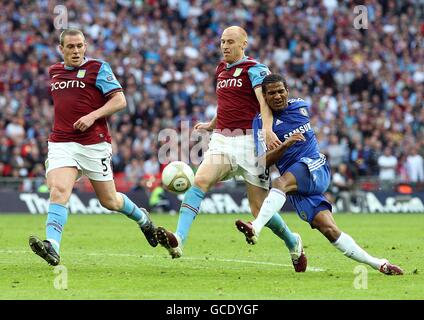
left=203, top=132, right=269, bottom=189
left=45, top=141, right=113, bottom=181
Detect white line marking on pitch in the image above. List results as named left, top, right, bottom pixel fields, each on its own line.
left=0, top=249, right=325, bottom=272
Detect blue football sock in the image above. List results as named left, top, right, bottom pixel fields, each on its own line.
left=46, top=203, right=68, bottom=253
left=176, top=186, right=205, bottom=244
left=118, top=193, right=147, bottom=226
left=265, top=213, right=297, bottom=251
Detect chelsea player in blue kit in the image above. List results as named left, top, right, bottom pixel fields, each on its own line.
left=236, top=74, right=403, bottom=275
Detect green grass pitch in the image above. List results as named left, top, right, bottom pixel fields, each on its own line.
left=0, top=213, right=423, bottom=299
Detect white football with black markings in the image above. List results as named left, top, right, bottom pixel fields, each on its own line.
left=161, top=161, right=195, bottom=194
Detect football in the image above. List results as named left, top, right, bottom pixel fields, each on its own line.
left=161, top=161, right=195, bottom=194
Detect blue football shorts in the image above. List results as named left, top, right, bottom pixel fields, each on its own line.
left=285, top=156, right=332, bottom=225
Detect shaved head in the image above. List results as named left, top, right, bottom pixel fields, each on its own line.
left=222, top=26, right=248, bottom=42
left=220, top=26, right=248, bottom=64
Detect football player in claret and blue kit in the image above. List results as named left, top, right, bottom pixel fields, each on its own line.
left=28, top=29, right=158, bottom=266
left=156, top=26, right=307, bottom=272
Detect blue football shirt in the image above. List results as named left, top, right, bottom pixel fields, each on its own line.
left=253, top=98, right=321, bottom=174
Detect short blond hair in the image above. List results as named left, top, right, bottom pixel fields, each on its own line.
left=59, top=29, right=85, bottom=46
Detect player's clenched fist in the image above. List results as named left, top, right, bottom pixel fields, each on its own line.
left=73, top=114, right=96, bottom=132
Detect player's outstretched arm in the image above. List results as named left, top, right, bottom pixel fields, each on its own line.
left=194, top=115, right=217, bottom=131
left=264, top=133, right=306, bottom=167
left=73, top=92, right=126, bottom=132
left=254, top=87, right=282, bottom=150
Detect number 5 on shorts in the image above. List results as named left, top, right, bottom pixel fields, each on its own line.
left=101, top=158, right=109, bottom=175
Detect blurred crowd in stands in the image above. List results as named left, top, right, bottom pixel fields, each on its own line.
left=0, top=0, right=423, bottom=193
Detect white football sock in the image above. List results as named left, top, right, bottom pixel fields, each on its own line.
left=252, top=188, right=286, bottom=235
left=332, top=232, right=385, bottom=270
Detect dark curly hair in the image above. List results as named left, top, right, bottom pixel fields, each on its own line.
left=262, top=74, right=288, bottom=93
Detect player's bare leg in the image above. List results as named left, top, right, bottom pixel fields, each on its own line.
left=29, top=167, right=78, bottom=265
left=237, top=180, right=307, bottom=272
left=312, top=210, right=403, bottom=275
left=157, top=154, right=232, bottom=258
left=90, top=180, right=158, bottom=247
left=47, top=167, right=79, bottom=205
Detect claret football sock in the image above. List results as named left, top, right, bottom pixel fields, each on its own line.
left=119, top=193, right=148, bottom=226
left=252, top=188, right=287, bottom=235
left=46, top=203, right=68, bottom=253
left=265, top=213, right=297, bottom=251
left=332, top=232, right=386, bottom=269
left=176, top=185, right=205, bottom=244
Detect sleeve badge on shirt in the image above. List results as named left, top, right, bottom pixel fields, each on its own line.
left=260, top=71, right=267, bottom=76
left=299, top=107, right=308, bottom=117
left=76, top=70, right=86, bottom=78
left=233, top=68, right=243, bottom=77
left=106, top=74, right=116, bottom=81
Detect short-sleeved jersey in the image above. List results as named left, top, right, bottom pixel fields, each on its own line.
left=253, top=98, right=321, bottom=173
left=215, top=56, right=270, bottom=131
left=48, top=59, right=122, bottom=145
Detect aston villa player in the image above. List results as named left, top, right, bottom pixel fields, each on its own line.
left=157, top=26, right=307, bottom=273
left=29, top=29, right=158, bottom=266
